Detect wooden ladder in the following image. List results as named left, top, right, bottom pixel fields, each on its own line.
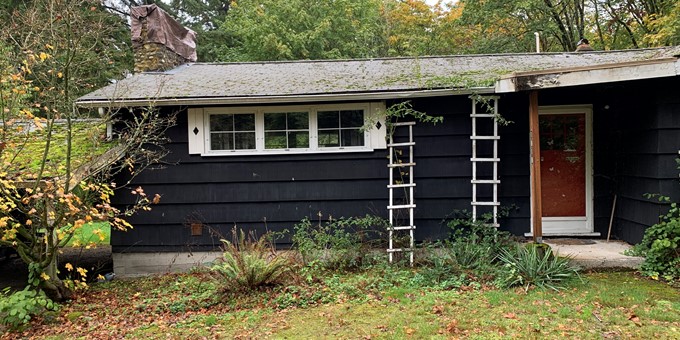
left=387, top=121, right=416, bottom=265
left=470, top=97, right=500, bottom=227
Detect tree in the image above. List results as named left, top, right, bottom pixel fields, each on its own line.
left=217, top=0, right=386, bottom=61
left=0, top=0, right=172, bottom=301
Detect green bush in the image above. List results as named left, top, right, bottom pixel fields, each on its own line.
left=630, top=198, right=680, bottom=281
left=211, top=228, right=294, bottom=293
left=292, top=214, right=388, bottom=270
left=497, top=244, right=581, bottom=291
left=0, top=287, right=57, bottom=330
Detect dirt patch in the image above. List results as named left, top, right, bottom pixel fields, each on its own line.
left=545, top=238, right=597, bottom=245
left=0, top=246, right=112, bottom=290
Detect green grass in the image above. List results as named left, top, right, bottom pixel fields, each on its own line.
left=8, top=270, right=680, bottom=339
left=65, top=221, right=110, bottom=247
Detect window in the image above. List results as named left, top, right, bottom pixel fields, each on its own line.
left=318, top=110, right=364, bottom=147
left=209, top=113, right=255, bottom=151
left=188, top=103, right=386, bottom=156
left=264, top=111, right=309, bottom=149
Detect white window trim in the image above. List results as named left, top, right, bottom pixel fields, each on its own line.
left=188, top=102, right=386, bottom=156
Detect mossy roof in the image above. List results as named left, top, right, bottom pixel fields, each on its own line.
left=77, top=46, right=680, bottom=106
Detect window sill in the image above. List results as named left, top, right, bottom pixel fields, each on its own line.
left=201, top=147, right=375, bottom=157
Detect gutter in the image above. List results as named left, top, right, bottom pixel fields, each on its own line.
left=495, top=58, right=680, bottom=93
left=75, top=87, right=495, bottom=108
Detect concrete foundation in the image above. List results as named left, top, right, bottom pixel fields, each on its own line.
left=113, top=252, right=222, bottom=278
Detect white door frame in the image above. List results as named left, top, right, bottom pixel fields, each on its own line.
left=529, top=105, right=594, bottom=235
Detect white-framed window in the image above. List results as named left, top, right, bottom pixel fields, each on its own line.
left=187, top=102, right=386, bottom=156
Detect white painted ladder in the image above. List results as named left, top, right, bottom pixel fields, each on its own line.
left=470, top=97, right=500, bottom=227
left=387, top=121, right=416, bottom=265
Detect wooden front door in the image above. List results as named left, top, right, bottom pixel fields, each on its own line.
left=538, top=107, right=593, bottom=234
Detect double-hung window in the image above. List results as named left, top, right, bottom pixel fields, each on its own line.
left=188, top=103, right=386, bottom=155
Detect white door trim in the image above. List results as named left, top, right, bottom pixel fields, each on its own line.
left=529, top=105, right=594, bottom=235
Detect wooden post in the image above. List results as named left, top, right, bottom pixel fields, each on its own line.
left=529, top=91, right=543, bottom=243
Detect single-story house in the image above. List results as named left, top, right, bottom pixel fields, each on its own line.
left=75, top=7, right=680, bottom=275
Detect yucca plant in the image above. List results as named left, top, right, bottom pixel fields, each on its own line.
left=497, top=244, right=581, bottom=292
left=211, top=227, right=293, bottom=292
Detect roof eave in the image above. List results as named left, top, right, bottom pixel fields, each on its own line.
left=495, top=58, right=680, bottom=93
left=75, top=87, right=495, bottom=108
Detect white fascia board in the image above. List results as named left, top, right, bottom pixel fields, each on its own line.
left=496, top=59, right=679, bottom=93
left=74, top=88, right=495, bottom=108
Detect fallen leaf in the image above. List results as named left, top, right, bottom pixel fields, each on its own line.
left=446, top=319, right=460, bottom=334
left=503, top=312, right=517, bottom=319
left=432, top=305, right=444, bottom=315
left=404, top=327, right=415, bottom=335
left=628, top=314, right=642, bottom=327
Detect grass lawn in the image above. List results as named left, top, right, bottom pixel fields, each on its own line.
left=65, top=222, right=110, bottom=247
left=10, top=270, right=680, bottom=339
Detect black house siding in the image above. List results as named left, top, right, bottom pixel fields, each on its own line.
left=111, top=95, right=533, bottom=252
left=110, top=77, right=680, bottom=252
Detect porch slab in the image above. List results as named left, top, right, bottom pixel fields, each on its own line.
left=543, top=239, right=644, bottom=269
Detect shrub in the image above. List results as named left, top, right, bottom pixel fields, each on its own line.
left=211, top=227, right=293, bottom=292
left=0, top=287, right=57, bottom=330
left=630, top=197, right=680, bottom=281
left=292, top=214, right=388, bottom=270
left=497, top=244, right=581, bottom=291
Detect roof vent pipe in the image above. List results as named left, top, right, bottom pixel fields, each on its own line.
left=534, top=32, right=540, bottom=53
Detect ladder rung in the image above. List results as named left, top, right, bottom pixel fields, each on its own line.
left=470, top=114, right=495, bottom=118
left=471, top=201, right=501, bottom=206
left=470, top=158, right=500, bottom=162
left=471, top=180, right=501, bottom=184
left=388, top=162, right=415, bottom=168
left=387, top=183, right=416, bottom=188
left=391, top=121, right=416, bottom=126
left=470, top=136, right=500, bottom=140
left=387, top=204, right=416, bottom=210
left=387, top=142, right=415, bottom=147
left=387, top=248, right=413, bottom=253
left=389, top=225, right=416, bottom=231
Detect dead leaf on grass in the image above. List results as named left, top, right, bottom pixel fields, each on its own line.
left=446, top=319, right=460, bottom=334
left=628, top=314, right=642, bottom=327
left=503, top=312, right=517, bottom=319
left=432, top=305, right=444, bottom=315
left=404, top=326, right=415, bottom=336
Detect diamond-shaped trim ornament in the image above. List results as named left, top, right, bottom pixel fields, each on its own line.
left=375, top=121, right=382, bottom=130
left=193, top=127, right=199, bottom=135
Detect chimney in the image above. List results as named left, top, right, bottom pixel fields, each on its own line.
left=130, top=5, right=197, bottom=72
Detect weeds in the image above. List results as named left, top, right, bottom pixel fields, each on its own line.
left=497, top=244, right=581, bottom=292
left=292, top=214, right=388, bottom=270
left=211, top=227, right=294, bottom=293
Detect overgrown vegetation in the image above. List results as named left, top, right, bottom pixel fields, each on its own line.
left=5, top=270, right=680, bottom=338
left=291, top=214, right=388, bottom=270
left=629, top=159, right=680, bottom=282
left=498, top=245, right=581, bottom=291
left=211, top=228, right=294, bottom=293
left=0, top=287, right=57, bottom=331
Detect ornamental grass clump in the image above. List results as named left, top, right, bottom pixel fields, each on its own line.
left=211, top=227, right=293, bottom=293
left=497, top=244, right=581, bottom=292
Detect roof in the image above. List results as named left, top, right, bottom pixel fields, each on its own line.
left=76, top=46, right=680, bottom=107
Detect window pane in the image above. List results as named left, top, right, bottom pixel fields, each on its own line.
left=265, top=131, right=287, bottom=149
left=318, top=111, right=339, bottom=129
left=319, top=130, right=340, bottom=147
left=341, top=129, right=364, bottom=147
left=210, top=115, right=233, bottom=131
left=234, top=132, right=256, bottom=149
left=234, top=114, right=255, bottom=131
left=340, top=110, right=364, bottom=128
left=264, top=113, right=286, bottom=130
left=210, top=132, right=233, bottom=150
left=288, top=131, right=309, bottom=148
left=287, top=112, right=309, bottom=129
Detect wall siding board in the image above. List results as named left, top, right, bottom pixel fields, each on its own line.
left=112, top=77, right=680, bottom=252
